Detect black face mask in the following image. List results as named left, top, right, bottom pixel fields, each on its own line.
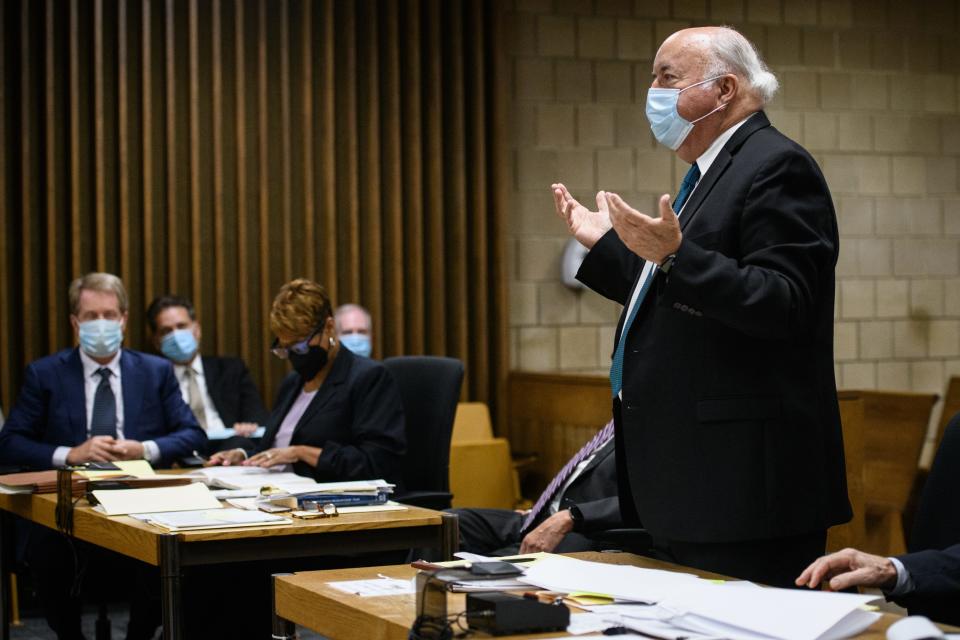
left=288, top=344, right=329, bottom=381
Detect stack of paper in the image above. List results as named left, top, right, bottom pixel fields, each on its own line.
left=519, top=556, right=882, bottom=640
left=135, top=508, right=289, bottom=531
left=92, top=482, right=222, bottom=516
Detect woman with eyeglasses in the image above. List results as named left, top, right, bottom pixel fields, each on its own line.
left=206, top=279, right=406, bottom=484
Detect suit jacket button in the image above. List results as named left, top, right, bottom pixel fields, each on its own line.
left=680, top=304, right=689, bottom=312
left=673, top=302, right=681, bottom=309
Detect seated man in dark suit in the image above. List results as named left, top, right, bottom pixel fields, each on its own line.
left=0, top=272, right=206, bottom=640
left=146, top=294, right=269, bottom=452
left=452, top=421, right=619, bottom=556
left=797, top=410, right=960, bottom=626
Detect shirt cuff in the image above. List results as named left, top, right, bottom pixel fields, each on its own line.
left=886, top=557, right=915, bottom=597
left=141, top=440, right=161, bottom=464
left=52, top=446, right=71, bottom=468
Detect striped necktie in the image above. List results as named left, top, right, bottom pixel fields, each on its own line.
left=521, top=420, right=615, bottom=532
left=608, top=163, right=700, bottom=397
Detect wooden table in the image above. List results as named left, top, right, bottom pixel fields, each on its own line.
left=273, top=552, right=917, bottom=640
left=0, top=491, right=457, bottom=640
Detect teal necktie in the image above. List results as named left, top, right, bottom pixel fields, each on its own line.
left=608, top=163, right=700, bottom=397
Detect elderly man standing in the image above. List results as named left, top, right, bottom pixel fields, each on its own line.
left=552, top=26, right=850, bottom=587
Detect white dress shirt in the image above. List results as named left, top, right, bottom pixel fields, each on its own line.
left=52, top=349, right=161, bottom=467
left=174, top=357, right=227, bottom=433
left=617, top=115, right=752, bottom=400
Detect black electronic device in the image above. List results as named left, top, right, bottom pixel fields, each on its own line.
left=465, top=592, right=570, bottom=636
left=469, top=561, right=523, bottom=577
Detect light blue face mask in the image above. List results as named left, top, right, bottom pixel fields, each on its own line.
left=645, top=75, right=727, bottom=150
left=340, top=333, right=372, bottom=358
left=161, top=328, right=199, bottom=363
left=78, top=319, right=124, bottom=359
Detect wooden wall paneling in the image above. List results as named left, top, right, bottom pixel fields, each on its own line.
left=20, top=1, right=36, bottom=363
left=279, top=0, right=293, bottom=280
left=443, top=0, right=468, bottom=385
left=211, top=0, right=225, bottom=353
left=257, top=0, right=272, bottom=393
left=44, top=0, right=60, bottom=348
left=358, top=2, right=382, bottom=332
left=489, top=2, right=510, bottom=435
left=317, top=0, right=337, bottom=303
left=299, top=0, right=315, bottom=282
left=380, top=2, right=403, bottom=358
left=336, top=2, right=359, bottom=303
left=141, top=0, right=155, bottom=307
left=93, top=0, right=106, bottom=270
left=188, top=0, right=202, bottom=319
left=117, top=0, right=131, bottom=317
left=424, top=0, right=446, bottom=354
left=164, top=0, right=178, bottom=290
left=233, top=0, right=250, bottom=368
left=399, top=0, right=424, bottom=355
left=68, top=0, right=82, bottom=279
left=465, top=0, right=489, bottom=406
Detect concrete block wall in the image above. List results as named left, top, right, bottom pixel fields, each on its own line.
left=506, top=0, right=960, bottom=454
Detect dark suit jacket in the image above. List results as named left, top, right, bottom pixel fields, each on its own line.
left=0, top=348, right=206, bottom=469
left=577, top=111, right=851, bottom=543
left=201, top=356, right=269, bottom=427
left=894, top=544, right=960, bottom=626
left=253, top=347, right=406, bottom=484
left=527, top=438, right=619, bottom=534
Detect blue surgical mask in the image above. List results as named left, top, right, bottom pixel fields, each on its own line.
left=161, top=329, right=199, bottom=363
left=78, top=319, right=124, bottom=358
left=340, top=334, right=372, bottom=358
left=646, top=75, right=726, bottom=150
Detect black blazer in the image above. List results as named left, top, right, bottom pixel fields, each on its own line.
left=254, top=347, right=406, bottom=484
left=895, top=544, right=960, bottom=626
left=201, top=356, right=269, bottom=428
left=549, top=439, right=619, bottom=534
left=578, top=112, right=851, bottom=543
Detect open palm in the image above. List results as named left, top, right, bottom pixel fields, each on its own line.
left=551, top=183, right=612, bottom=250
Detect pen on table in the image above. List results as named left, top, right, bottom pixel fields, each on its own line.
left=192, top=450, right=209, bottom=462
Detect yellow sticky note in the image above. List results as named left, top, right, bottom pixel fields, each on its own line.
left=566, top=592, right=615, bottom=606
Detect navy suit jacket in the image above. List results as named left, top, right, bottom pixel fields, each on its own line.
left=0, top=348, right=206, bottom=469
left=895, top=544, right=960, bottom=626
left=253, top=347, right=406, bottom=484
left=577, top=112, right=850, bottom=543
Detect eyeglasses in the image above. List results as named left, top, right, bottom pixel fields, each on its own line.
left=270, top=326, right=323, bottom=360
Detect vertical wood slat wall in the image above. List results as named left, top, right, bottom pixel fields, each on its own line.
left=0, top=0, right=509, bottom=431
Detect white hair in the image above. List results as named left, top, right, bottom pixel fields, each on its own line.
left=705, top=27, right=779, bottom=105
left=334, top=303, right=371, bottom=331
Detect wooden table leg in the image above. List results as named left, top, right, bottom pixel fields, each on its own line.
left=271, top=573, right=296, bottom=640
left=158, top=534, right=183, bottom=640
left=440, top=511, right=459, bottom=560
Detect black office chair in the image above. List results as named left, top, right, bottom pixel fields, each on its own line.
left=382, top=356, right=464, bottom=511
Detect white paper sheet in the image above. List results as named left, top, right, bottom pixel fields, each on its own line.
left=887, top=616, right=945, bottom=640
left=140, top=508, right=289, bottom=531
left=327, top=576, right=416, bottom=597
left=93, top=482, right=222, bottom=516
left=566, top=613, right=617, bottom=635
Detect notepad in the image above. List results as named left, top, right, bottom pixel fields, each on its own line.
left=77, top=459, right=157, bottom=480
left=93, top=481, right=223, bottom=516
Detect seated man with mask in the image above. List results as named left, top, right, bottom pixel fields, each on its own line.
left=0, top=272, right=205, bottom=640
left=335, top=302, right=373, bottom=358
left=147, top=294, right=269, bottom=452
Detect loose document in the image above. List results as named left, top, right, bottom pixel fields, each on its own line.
left=519, top=556, right=881, bottom=640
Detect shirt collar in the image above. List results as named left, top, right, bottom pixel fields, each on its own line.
left=79, top=347, right=122, bottom=380
left=695, top=114, right=753, bottom=178
left=174, top=355, right=204, bottom=379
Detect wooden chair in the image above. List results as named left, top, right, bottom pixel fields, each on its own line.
left=449, top=402, right=522, bottom=510
left=827, top=391, right=867, bottom=552
left=852, top=390, right=938, bottom=556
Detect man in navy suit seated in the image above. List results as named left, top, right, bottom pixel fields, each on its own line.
left=0, top=272, right=206, bottom=640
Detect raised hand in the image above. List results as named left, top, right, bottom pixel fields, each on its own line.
left=551, top=183, right=612, bottom=250
left=606, top=193, right=682, bottom=265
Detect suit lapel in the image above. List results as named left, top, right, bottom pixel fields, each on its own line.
left=61, top=349, right=88, bottom=440
left=120, top=350, right=144, bottom=439
left=680, top=111, right=771, bottom=234
left=292, top=349, right=351, bottom=438
left=201, top=356, right=221, bottom=405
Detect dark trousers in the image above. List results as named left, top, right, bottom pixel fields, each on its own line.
left=646, top=530, right=826, bottom=588
left=24, top=523, right=160, bottom=640
left=451, top=508, right=605, bottom=557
